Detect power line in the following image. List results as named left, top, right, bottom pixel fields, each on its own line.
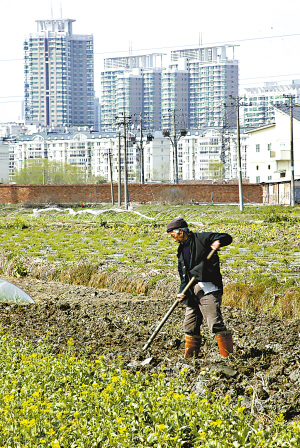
left=0, top=58, right=23, bottom=62
left=240, top=73, right=300, bottom=82
left=1, top=32, right=300, bottom=63
left=0, top=96, right=24, bottom=99
left=93, top=33, right=300, bottom=55
left=0, top=100, right=24, bottom=104
left=2, top=73, right=300, bottom=104
left=208, top=33, right=300, bottom=45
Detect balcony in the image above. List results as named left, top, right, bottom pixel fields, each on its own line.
left=270, top=150, right=290, bottom=160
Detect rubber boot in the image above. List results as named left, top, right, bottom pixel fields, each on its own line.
left=184, top=335, right=201, bottom=358
left=216, top=331, right=233, bottom=358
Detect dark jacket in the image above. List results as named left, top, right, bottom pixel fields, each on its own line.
left=177, top=231, right=232, bottom=299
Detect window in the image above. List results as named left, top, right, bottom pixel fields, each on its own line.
left=267, top=143, right=272, bottom=151
left=256, top=176, right=260, bottom=183
left=256, top=165, right=259, bottom=171
left=268, top=165, right=270, bottom=170
left=256, top=144, right=260, bottom=152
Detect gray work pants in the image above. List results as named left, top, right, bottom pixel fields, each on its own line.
left=183, top=288, right=227, bottom=336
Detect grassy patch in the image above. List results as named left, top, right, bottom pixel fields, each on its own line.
left=0, top=204, right=300, bottom=317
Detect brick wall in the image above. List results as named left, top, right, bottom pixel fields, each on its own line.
left=0, top=183, right=263, bottom=205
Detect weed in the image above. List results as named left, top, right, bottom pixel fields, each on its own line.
left=59, top=262, right=101, bottom=286
left=149, top=274, right=167, bottom=288
left=0, top=205, right=300, bottom=317
left=5, top=253, right=28, bottom=278
left=0, top=217, right=29, bottom=229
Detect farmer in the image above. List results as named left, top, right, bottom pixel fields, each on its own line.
left=167, top=217, right=233, bottom=358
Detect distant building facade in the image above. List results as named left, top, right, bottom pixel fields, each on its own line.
left=161, top=58, right=189, bottom=131
left=24, top=19, right=94, bottom=128
left=8, top=129, right=170, bottom=183
left=100, top=45, right=239, bottom=133
left=0, top=141, right=9, bottom=183
left=101, top=54, right=164, bottom=133
left=175, top=128, right=248, bottom=182
left=242, top=81, right=300, bottom=128
left=0, top=122, right=33, bottom=138
left=171, top=45, right=238, bottom=128
left=8, top=126, right=250, bottom=184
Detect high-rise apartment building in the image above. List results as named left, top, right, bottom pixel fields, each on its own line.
left=242, top=81, right=300, bottom=128
left=101, top=46, right=239, bottom=133
left=171, top=45, right=238, bottom=128
left=116, top=70, right=143, bottom=119
left=143, top=69, right=162, bottom=132
left=24, top=19, right=94, bottom=127
left=161, top=58, right=189, bottom=130
left=101, top=54, right=164, bottom=133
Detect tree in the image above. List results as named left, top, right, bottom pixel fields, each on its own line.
left=208, top=160, right=224, bottom=180
left=12, top=159, right=106, bottom=185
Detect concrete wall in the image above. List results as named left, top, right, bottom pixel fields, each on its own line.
left=0, top=183, right=263, bottom=205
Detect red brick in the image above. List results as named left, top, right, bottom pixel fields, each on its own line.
left=0, top=184, right=263, bottom=205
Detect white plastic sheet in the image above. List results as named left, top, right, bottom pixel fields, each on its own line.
left=32, top=207, right=155, bottom=220
left=0, top=278, right=34, bottom=304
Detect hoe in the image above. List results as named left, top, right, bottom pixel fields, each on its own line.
left=142, top=249, right=216, bottom=351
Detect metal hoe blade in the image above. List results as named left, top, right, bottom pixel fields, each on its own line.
left=142, top=276, right=195, bottom=351
left=142, top=248, right=216, bottom=351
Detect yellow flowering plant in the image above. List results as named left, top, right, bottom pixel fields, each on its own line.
left=0, top=332, right=298, bottom=447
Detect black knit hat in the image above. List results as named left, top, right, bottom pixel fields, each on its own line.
left=166, top=217, right=188, bottom=232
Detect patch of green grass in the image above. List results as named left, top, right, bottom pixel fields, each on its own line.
left=149, top=274, right=167, bottom=288
left=0, top=204, right=300, bottom=316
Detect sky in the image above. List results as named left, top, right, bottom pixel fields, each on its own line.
left=0, top=0, right=300, bottom=123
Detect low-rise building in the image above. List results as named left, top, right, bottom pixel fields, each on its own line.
left=247, top=106, right=300, bottom=184
left=8, top=130, right=171, bottom=183
left=9, top=126, right=252, bottom=184
left=175, top=128, right=248, bottom=181
left=0, top=140, right=9, bottom=183
left=0, top=122, right=39, bottom=138
left=247, top=106, right=300, bottom=204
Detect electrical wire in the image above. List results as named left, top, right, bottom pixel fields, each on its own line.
left=1, top=32, right=300, bottom=62
left=1, top=32, right=300, bottom=104
left=93, top=33, right=300, bottom=55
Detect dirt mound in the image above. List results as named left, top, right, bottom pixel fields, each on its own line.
left=1, top=276, right=300, bottom=421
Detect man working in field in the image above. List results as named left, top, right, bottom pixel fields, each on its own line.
left=167, top=217, right=233, bottom=358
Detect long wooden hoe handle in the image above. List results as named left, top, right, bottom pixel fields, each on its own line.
left=142, top=276, right=195, bottom=351
left=207, top=248, right=216, bottom=259
left=142, top=248, right=217, bottom=352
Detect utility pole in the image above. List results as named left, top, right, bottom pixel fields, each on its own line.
left=236, top=98, right=243, bottom=212
left=118, top=131, right=121, bottom=206
left=163, top=109, right=187, bottom=184
left=283, top=94, right=296, bottom=206
left=172, top=109, right=179, bottom=184
left=108, top=142, right=114, bottom=205
left=134, top=113, right=154, bottom=184
left=132, top=113, right=154, bottom=183
left=226, top=96, right=251, bottom=212
left=220, top=99, right=230, bottom=180
left=123, top=119, right=128, bottom=209
left=115, top=112, right=131, bottom=210
left=139, top=115, right=144, bottom=184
